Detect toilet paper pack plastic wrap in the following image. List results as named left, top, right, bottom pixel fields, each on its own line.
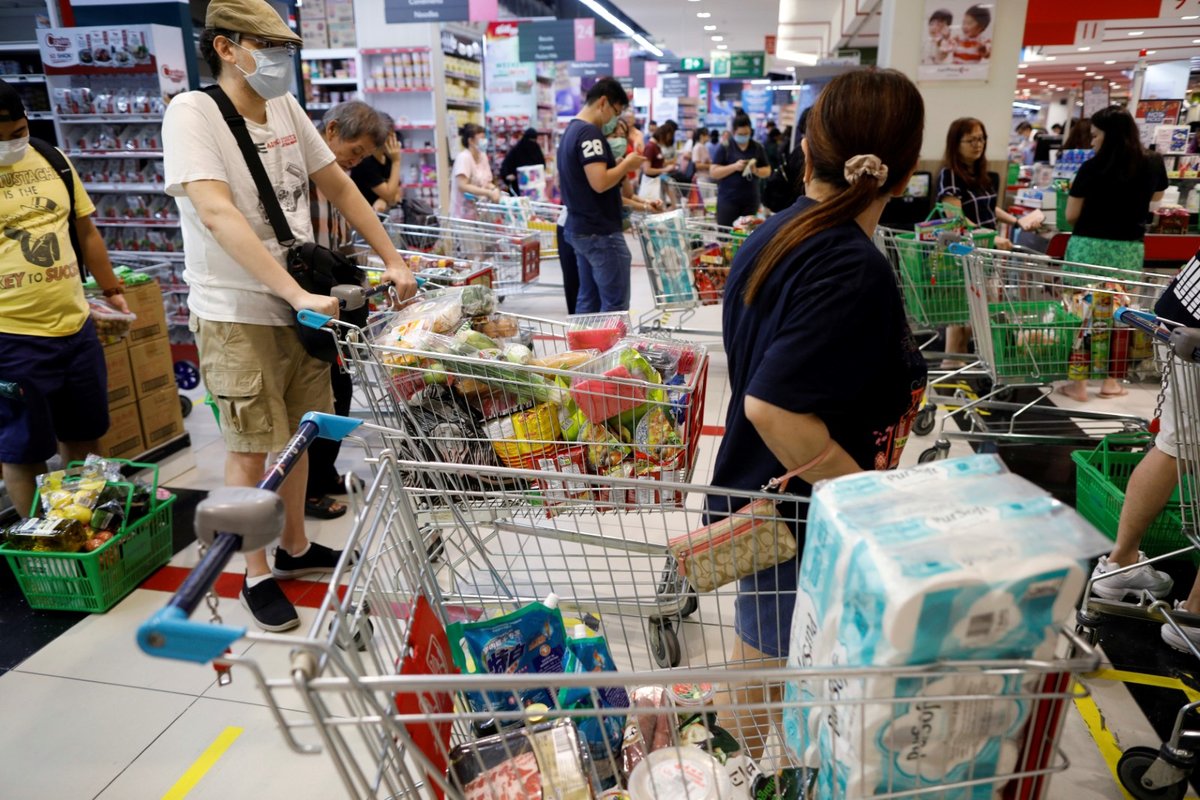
left=782, top=456, right=1110, bottom=799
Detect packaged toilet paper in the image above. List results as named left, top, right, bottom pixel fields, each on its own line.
left=782, top=455, right=1110, bottom=799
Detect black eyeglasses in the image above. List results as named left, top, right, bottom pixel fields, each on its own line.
left=231, top=33, right=299, bottom=56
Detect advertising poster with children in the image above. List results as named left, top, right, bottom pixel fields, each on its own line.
left=918, top=1, right=993, bottom=81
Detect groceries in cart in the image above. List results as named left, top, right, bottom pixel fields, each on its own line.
left=3, top=457, right=160, bottom=553
left=87, top=297, right=137, bottom=344
left=783, top=455, right=1110, bottom=799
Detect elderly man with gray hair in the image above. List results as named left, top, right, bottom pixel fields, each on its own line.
left=163, top=0, right=416, bottom=631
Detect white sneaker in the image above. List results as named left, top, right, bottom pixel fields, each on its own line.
left=1090, top=553, right=1174, bottom=600
left=1161, top=601, right=1200, bottom=653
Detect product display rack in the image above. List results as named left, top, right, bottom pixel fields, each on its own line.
left=300, top=47, right=360, bottom=119
left=40, top=24, right=189, bottom=261
left=358, top=46, right=439, bottom=209
left=0, top=41, right=55, bottom=142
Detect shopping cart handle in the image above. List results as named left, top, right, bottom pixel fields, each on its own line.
left=137, top=414, right=362, bottom=663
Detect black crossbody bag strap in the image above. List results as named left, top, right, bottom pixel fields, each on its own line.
left=202, top=85, right=296, bottom=248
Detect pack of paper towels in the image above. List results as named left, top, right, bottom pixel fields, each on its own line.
left=782, top=455, right=1110, bottom=799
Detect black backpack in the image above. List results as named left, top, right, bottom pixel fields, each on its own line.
left=399, top=196, right=439, bottom=250
left=28, top=138, right=86, bottom=277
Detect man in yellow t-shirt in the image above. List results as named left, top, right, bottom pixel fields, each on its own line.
left=0, top=79, right=129, bottom=517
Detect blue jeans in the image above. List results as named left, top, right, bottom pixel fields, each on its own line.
left=565, top=230, right=631, bottom=313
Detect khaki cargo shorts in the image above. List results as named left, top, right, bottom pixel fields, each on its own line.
left=190, top=317, right=333, bottom=454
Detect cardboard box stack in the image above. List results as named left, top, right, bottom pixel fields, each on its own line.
left=300, top=0, right=329, bottom=49
left=96, top=278, right=185, bottom=458
left=325, top=0, right=356, bottom=48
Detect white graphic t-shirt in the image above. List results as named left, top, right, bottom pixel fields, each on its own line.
left=163, top=91, right=335, bottom=326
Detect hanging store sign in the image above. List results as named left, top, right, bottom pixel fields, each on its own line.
left=660, top=75, right=688, bottom=98
left=518, top=20, right=575, bottom=62
left=728, top=51, right=765, bottom=79
left=385, top=0, right=497, bottom=24
left=568, top=41, right=613, bottom=79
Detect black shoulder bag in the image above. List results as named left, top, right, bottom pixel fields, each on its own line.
left=203, top=85, right=367, bottom=363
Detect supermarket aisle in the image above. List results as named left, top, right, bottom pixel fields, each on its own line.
left=0, top=245, right=1170, bottom=800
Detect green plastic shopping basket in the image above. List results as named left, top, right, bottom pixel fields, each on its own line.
left=1072, top=434, right=1193, bottom=562
left=1, top=460, right=176, bottom=612
left=989, top=300, right=1079, bottom=380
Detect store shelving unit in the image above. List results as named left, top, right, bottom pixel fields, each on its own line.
left=0, top=40, right=54, bottom=142
left=40, top=24, right=188, bottom=260
left=300, top=47, right=360, bottom=120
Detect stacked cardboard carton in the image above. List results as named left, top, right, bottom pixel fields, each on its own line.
left=96, top=279, right=185, bottom=458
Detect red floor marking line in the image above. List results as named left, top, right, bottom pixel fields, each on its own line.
left=701, top=424, right=725, bottom=436
left=141, top=565, right=333, bottom=608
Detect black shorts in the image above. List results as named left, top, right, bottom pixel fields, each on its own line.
left=0, top=318, right=109, bottom=463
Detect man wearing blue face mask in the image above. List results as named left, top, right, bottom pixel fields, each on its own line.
left=162, top=0, right=417, bottom=633
left=711, top=113, right=772, bottom=227
left=557, top=77, right=646, bottom=313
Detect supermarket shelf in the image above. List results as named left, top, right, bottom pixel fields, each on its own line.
left=361, top=47, right=430, bottom=55
left=444, top=70, right=481, bottom=82
left=85, top=183, right=168, bottom=194
left=310, top=77, right=358, bottom=85
left=447, top=97, right=482, bottom=108
left=396, top=124, right=436, bottom=130
left=401, top=183, right=438, bottom=189
left=365, top=86, right=433, bottom=94
left=301, top=47, right=359, bottom=60
left=1, top=73, right=44, bottom=83
left=26, top=111, right=53, bottom=121
left=400, top=148, right=435, bottom=154
left=0, top=42, right=36, bottom=53
left=69, top=150, right=163, bottom=159
left=94, top=219, right=180, bottom=228
left=108, top=249, right=185, bottom=259
left=61, top=114, right=163, bottom=124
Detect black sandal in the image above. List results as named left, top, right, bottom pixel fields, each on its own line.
left=305, top=495, right=347, bottom=520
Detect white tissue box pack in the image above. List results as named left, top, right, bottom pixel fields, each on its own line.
left=783, top=455, right=1110, bottom=799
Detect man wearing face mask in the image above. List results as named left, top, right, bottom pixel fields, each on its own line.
left=710, top=113, right=772, bottom=228
left=0, top=80, right=130, bottom=520
left=162, top=0, right=417, bottom=633
left=557, top=77, right=646, bottom=313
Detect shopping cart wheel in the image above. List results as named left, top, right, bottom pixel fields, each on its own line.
left=175, top=360, right=201, bottom=391
left=681, top=589, right=699, bottom=619
left=179, top=394, right=193, bottom=418
left=913, top=405, right=937, bottom=437
left=1117, top=745, right=1190, bottom=800
left=331, top=602, right=374, bottom=652
left=649, top=621, right=682, bottom=668
left=918, top=444, right=947, bottom=464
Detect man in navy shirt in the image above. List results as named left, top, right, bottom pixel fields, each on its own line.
left=711, top=113, right=771, bottom=227
left=557, top=78, right=646, bottom=312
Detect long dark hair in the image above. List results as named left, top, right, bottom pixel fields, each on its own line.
left=743, top=69, right=923, bottom=304
left=1090, top=105, right=1145, bottom=180
left=941, top=117, right=991, bottom=192
left=1063, top=119, right=1092, bottom=150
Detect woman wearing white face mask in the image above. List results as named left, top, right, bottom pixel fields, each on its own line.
left=451, top=123, right=501, bottom=220
left=161, top=0, right=417, bottom=633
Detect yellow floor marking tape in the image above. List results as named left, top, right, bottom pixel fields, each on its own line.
left=161, top=726, right=243, bottom=800
left=1088, top=668, right=1200, bottom=704
left=1072, top=685, right=1136, bottom=800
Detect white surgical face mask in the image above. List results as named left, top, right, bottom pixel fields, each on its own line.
left=235, top=42, right=295, bottom=100
left=476, top=137, right=488, bottom=151
left=0, top=136, right=29, bottom=166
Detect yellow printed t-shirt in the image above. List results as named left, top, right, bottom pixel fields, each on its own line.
left=0, top=146, right=95, bottom=336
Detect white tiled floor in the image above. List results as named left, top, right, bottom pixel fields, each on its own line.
left=1, top=240, right=1186, bottom=799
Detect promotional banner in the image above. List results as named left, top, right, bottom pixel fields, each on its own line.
left=485, top=35, right=536, bottom=117
left=518, top=20, right=575, bottom=62
left=573, top=18, right=595, bottom=62
left=643, top=59, right=658, bottom=90
left=741, top=87, right=772, bottom=115
left=384, top=0, right=497, bottom=24
left=710, top=51, right=730, bottom=78
left=917, top=0, right=992, bottom=81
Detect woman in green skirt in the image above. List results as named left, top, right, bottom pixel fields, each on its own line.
left=1061, top=105, right=1168, bottom=401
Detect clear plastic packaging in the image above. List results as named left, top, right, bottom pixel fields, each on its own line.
left=88, top=297, right=137, bottom=342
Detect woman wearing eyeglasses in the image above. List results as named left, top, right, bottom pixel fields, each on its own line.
left=936, top=118, right=1029, bottom=357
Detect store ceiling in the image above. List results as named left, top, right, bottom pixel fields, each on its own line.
left=616, top=0, right=783, bottom=64
left=1019, top=15, right=1200, bottom=102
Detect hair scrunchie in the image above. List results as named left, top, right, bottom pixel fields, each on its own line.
left=844, top=154, right=889, bottom=185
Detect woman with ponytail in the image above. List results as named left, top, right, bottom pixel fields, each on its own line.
left=707, top=69, right=929, bottom=753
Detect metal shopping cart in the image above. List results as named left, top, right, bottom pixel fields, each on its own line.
left=473, top=195, right=562, bottom=260
left=362, top=217, right=540, bottom=298
left=137, top=413, right=1102, bottom=799
left=671, top=180, right=718, bottom=221
left=916, top=248, right=1170, bottom=463
left=1076, top=308, right=1200, bottom=800
left=633, top=212, right=745, bottom=338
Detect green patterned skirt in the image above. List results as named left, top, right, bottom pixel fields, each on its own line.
left=1063, top=234, right=1144, bottom=380
left=1064, top=235, right=1145, bottom=272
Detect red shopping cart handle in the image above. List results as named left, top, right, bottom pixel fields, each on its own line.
left=137, top=412, right=363, bottom=664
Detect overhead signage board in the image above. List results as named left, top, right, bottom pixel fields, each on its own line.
left=679, top=56, right=705, bottom=72
left=728, top=51, right=765, bottom=79
left=660, top=75, right=688, bottom=98
left=518, top=20, right=574, bottom=62
left=569, top=41, right=613, bottom=79
left=385, top=0, right=497, bottom=24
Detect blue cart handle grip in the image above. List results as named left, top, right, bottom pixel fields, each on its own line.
left=137, top=414, right=362, bottom=663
